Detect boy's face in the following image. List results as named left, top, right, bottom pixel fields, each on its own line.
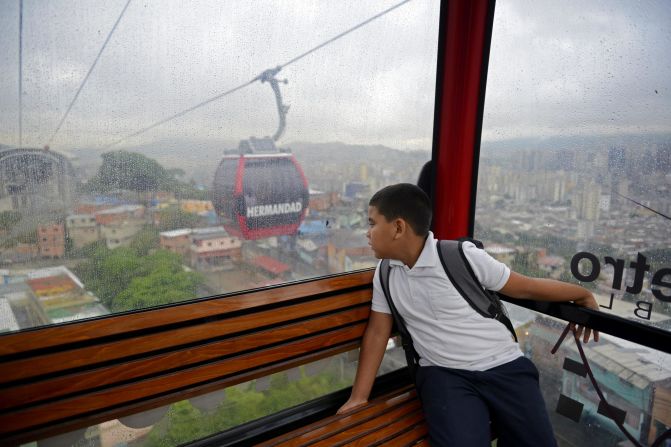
left=367, top=206, right=397, bottom=259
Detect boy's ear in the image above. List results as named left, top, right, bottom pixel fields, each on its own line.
left=392, top=218, right=406, bottom=239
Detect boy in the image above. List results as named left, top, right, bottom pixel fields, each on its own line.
left=337, top=183, right=599, bottom=447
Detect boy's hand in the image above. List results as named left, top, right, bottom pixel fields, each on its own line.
left=501, top=273, right=601, bottom=344
left=572, top=292, right=600, bottom=343
left=336, top=397, right=367, bottom=415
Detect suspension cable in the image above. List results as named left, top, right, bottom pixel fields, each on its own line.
left=103, top=0, right=412, bottom=149
left=279, top=0, right=411, bottom=69
left=46, top=0, right=133, bottom=147
left=102, top=80, right=255, bottom=149
left=613, top=190, right=670, bottom=221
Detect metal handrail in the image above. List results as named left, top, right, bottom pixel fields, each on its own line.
left=500, top=294, right=671, bottom=355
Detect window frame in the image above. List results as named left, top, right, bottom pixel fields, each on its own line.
left=2, top=0, right=670, bottom=444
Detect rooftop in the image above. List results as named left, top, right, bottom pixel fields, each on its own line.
left=95, top=204, right=144, bottom=215
left=160, top=229, right=192, bottom=238
left=66, top=214, right=95, bottom=220
left=191, top=231, right=229, bottom=242
left=192, top=226, right=227, bottom=235
left=485, top=244, right=516, bottom=255
left=26, top=266, right=85, bottom=289
left=77, top=196, right=126, bottom=206
left=27, top=274, right=78, bottom=296
left=253, top=256, right=290, bottom=276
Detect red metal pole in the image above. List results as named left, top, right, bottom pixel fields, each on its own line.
left=432, top=0, right=495, bottom=240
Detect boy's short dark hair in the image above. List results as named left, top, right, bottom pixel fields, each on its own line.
left=369, top=183, right=432, bottom=236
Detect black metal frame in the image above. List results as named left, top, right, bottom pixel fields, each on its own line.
left=501, top=295, right=671, bottom=355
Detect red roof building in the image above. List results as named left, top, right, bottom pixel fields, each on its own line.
left=252, top=256, right=290, bottom=276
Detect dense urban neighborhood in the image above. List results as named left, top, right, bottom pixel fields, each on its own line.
left=0, top=138, right=669, bottom=446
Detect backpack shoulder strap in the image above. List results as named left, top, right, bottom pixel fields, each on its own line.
left=436, top=240, right=497, bottom=318
left=456, top=236, right=484, bottom=249
left=436, top=240, right=518, bottom=341
left=378, top=259, right=420, bottom=375
left=378, top=259, right=392, bottom=305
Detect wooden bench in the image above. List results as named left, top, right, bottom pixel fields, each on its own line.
left=0, top=271, right=426, bottom=446
left=258, top=385, right=428, bottom=447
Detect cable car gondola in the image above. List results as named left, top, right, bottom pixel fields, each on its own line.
left=212, top=68, right=309, bottom=240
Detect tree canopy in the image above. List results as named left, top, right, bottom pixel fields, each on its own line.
left=143, top=364, right=354, bottom=447
left=84, top=151, right=211, bottom=203
left=85, top=151, right=177, bottom=193
left=130, top=226, right=160, bottom=256
left=75, top=245, right=201, bottom=311
left=158, top=207, right=201, bottom=232
left=112, top=253, right=201, bottom=311
left=0, top=211, right=21, bottom=231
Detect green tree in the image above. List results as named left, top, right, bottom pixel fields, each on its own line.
left=16, top=229, right=37, bottom=244
left=0, top=211, right=21, bottom=231
left=76, top=246, right=142, bottom=307
left=158, top=207, right=200, bottom=232
left=174, top=182, right=209, bottom=201
left=145, top=401, right=209, bottom=447
left=111, top=251, right=201, bottom=311
left=112, top=266, right=198, bottom=311
left=142, top=363, right=354, bottom=445
left=69, top=240, right=107, bottom=259
left=213, top=385, right=266, bottom=430
left=80, top=240, right=109, bottom=258
left=64, top=234, right=74, bottom=256
left=76, top=245, right=202, bottom=311
left=85, top=151, right=177, bottom=194
left=142, top=250, right=187, bottom=274
left=130, top=226, right=160, bottom=256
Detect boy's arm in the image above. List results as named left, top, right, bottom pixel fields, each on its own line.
left=500, top=271, right=600, bottom=342
left=336, top=310, right=393, bottom=414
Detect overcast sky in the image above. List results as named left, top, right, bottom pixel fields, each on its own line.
left=485, top=0, right=671, bottom=141
left=0, top=0, right=669, bottom=152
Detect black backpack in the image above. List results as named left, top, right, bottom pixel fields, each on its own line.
left=378, top=239, right=517, bottom=379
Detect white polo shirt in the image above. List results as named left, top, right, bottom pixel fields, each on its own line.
left=371, top=231, right=523, bottom=371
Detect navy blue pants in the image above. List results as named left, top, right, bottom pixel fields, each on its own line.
left=415, top=356, right=557, bottom=447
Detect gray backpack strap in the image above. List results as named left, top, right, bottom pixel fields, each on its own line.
left=378, top=259, right=419, bottom=379
left=436, top=240, right=518, bottom=342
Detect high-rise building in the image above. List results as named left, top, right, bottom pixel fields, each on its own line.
left=608, top=146, right=626, bottom=174
left=359, top=163, right=368, bottom=182
left=656, top=144, right=671, bottom=173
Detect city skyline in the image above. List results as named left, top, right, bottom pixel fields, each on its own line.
left=0, top=135, right=667, bottom=332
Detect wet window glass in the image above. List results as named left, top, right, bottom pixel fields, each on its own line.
left=0, top=0, right=439, bottom=331
left=476, top=0, right=671, bottom=444
left=27, top=343, right=407, bottom=447
left=477, top=0, right=671, bottom=331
